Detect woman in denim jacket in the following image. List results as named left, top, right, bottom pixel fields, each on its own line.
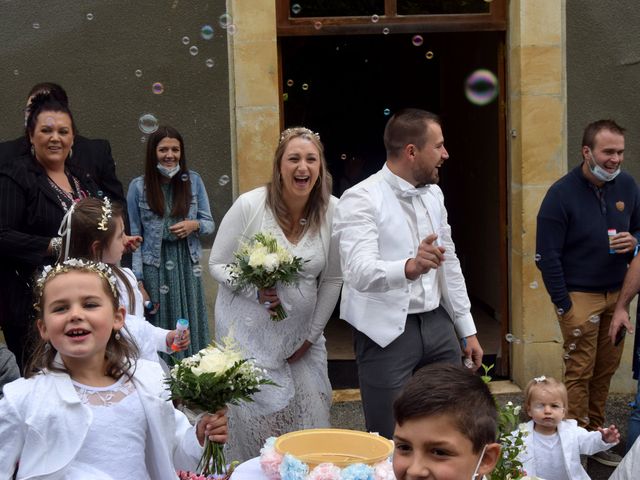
left=127, top=126, right=214, bottom=356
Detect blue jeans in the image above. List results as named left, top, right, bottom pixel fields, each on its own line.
left=628, top=379, right=640, bottom=453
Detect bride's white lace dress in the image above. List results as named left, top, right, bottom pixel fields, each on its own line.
left=210, top=198, right=341, bottom=462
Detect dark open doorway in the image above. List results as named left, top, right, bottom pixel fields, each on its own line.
left=280, top=30, right=508, bottom=382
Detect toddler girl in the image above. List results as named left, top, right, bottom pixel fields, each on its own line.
left=0, top=259, right=226, bottom=479
left=59, top=197, right=190, bottom=362
left=517, top=375, right=620, bottom=479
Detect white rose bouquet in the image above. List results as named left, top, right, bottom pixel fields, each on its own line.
left=226, top=231, right=306, bottom=321
left=166, top=337, right=275, bottom=475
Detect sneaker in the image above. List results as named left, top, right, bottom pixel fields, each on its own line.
left=591, top=449, right=622, bottom=467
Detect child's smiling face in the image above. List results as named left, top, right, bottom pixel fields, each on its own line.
left=393, top=413, right=499, bottom=480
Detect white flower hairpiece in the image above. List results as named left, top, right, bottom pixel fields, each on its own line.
left=533, top=375, right=547, bottom=383
left=34, top=259, right=118, bottom=310
left=97, top=197, right=112, bottom=231
left=279, top=126, right=320, bottom=143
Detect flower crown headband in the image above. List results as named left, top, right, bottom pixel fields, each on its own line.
left=57, top=197, right=112, bottom=261
left=279, top=127, right=320, bottom=143
left=34, top=258, right=118, bottom=310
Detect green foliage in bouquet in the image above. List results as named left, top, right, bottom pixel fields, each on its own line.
left=482, top=364, right=529, bottom=480
left=226, top=231, right=307, bottom=320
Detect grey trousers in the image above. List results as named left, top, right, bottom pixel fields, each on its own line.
left=353, top=307, right=462, bottom=439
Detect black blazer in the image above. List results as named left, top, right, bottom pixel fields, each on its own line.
left=0, top=155, right=99, bottom=327
left=0, top=135, right=126, bottom=213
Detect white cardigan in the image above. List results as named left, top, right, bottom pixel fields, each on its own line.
left=517, top=419, right=614, bottom=480
left=208, top=186, right=342, bottom=344
left=0, top=359, right=202, bottom=480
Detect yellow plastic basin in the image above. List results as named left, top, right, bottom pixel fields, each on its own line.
left=274, top=428, right=394, bottom=468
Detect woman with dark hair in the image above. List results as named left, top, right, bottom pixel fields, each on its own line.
left=127, top=126, right=214, bottom=357
left=208, top=127, right=342, bottom=460
left=0, top=92, right=99, bottom=370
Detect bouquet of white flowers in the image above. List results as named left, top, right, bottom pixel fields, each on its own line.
left=226, top=231, right=306, bottom=321
left=166, top=338, right=275, bottom=475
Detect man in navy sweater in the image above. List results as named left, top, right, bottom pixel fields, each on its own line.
left=536, top=119, right=640, bottom=467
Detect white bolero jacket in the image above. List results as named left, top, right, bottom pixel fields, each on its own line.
left=0, top=359, right=202, bottom=480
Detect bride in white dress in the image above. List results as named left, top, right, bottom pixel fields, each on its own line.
left=208, top=127, right=342, bottom=461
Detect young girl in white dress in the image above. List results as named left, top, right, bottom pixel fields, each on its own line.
left=0, top=259, right=226, bottom=479
left=209, top=127, right=342, bottom=461
left=59, top=197, right=190, bottom=362
left=517, top=375, right=620, bottom=480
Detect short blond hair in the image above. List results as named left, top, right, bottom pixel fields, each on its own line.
left=524, top=376, right=568, bottom=410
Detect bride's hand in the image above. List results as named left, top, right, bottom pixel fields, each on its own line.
left=287, top=340, right=312, bottom=363
left=257, top=287, right=281, bottom=317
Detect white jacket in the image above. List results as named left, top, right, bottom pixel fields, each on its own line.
left=609, top=436, right=640, bottom=480
left=333, top=165, right=475, bottom=347
left=517, top=420, right=614, bottom=479
left=0, top=359, right=202, bottom=479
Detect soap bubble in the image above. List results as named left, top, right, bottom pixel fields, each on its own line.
left=371, top=14, right=380, bottom=23
left=291, top=3, right=302, bottom=14
left=314, top=21, right=322, bottom=30
left=218, top=175, right=230, bottom=186
left=589, top=315, right=600, bottom=323
left=97, top=190, right=104, bottom=198
left=86, top=13, right=94, bottom=21
left=340, top=153, right=347, bottom=160
left=465, top=69, right=499, bottom=106
left=556, top=308, right=565, bottom=315
left=563, top=352, right=570, bottom=360
left=505, top=333, right=522, bottom=344
left=534, top=253, right=541, bottom=262
left=192, top=265, right=203, bottom=277
left=189, top=45, right=199, bottom=56
left=383, top=108, right=391, bottom=116
left=572, top=328, right=582, bottom=337
left=138, top=114, right=159, bottom=134
left=219, top=13, right=231, bottom=28
left=181, top=173, right=189, bottom=182
left=205, top=58, right=215, bottom=68
left=13, top=69, right=19, bottom=76
left=529, top=281, right=538, bottom=289
left=165, top=260, right=175, bottom=271
left=227, top=24, right=237, bottom=35
left=286, top=79, right=294, bottom=87
left=283, top=93, right=289, bottom=101
left=182, top=36, right=190, bottom=45
left=412, top=35, right=424, bottom=47
left=135, top=69, right=143, bottom=78
left=302, top=83, right=309, bottom=91
left=152, top=82, right=164, bottom=95
left=33, top=22, right=40, bottom=29
left=568, top=343, right=576, bottom=351
left=425, top=51, right=434, bottom=60
left=141, top=136, right=147, bottom=143
left=299, top=218, right=307, bottom=226
left=201, top=24, right=214, bottom=40
left=159, top=285, right=170, bottom=294
left=382, top=27, right=390, bottom=35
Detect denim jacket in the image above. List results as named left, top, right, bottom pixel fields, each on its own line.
left=127, top=171, right=215, bottom=279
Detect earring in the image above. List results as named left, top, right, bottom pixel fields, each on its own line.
left=30, top=144, right=35, bottom=156
left=68, top=147, right=73, bottom=159
left=114, top=330, right=121, bottom=341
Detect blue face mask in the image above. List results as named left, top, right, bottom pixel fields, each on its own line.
left=157, top=163, right=180, bottom=179
left=588, top=149, right=620, bottom=182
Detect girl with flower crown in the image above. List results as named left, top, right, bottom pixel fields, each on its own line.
left=209, top=127, right=342, bottom=461
left=127, top=126, right=214, bottom=357
left=0, top=259, right=227, bottom=479
left=59, top=196, right=190, bottom=363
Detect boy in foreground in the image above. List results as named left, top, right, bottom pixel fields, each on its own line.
left=392, top=364, right=501, bottom=480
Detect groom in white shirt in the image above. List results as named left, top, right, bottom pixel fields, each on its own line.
left=332, top=108, right=483, bottom=438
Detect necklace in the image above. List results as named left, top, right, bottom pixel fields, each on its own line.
left=47, top=172, right=87, bottom=211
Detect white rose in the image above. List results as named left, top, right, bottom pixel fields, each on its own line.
left=263, top=253, right=280, bottom=272
left=248, top=248, right=268, bottom=268
left=192, top=348, right=242, bottom=376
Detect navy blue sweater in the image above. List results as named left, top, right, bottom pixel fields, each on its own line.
left=536, top=164, right=640, bottom=312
